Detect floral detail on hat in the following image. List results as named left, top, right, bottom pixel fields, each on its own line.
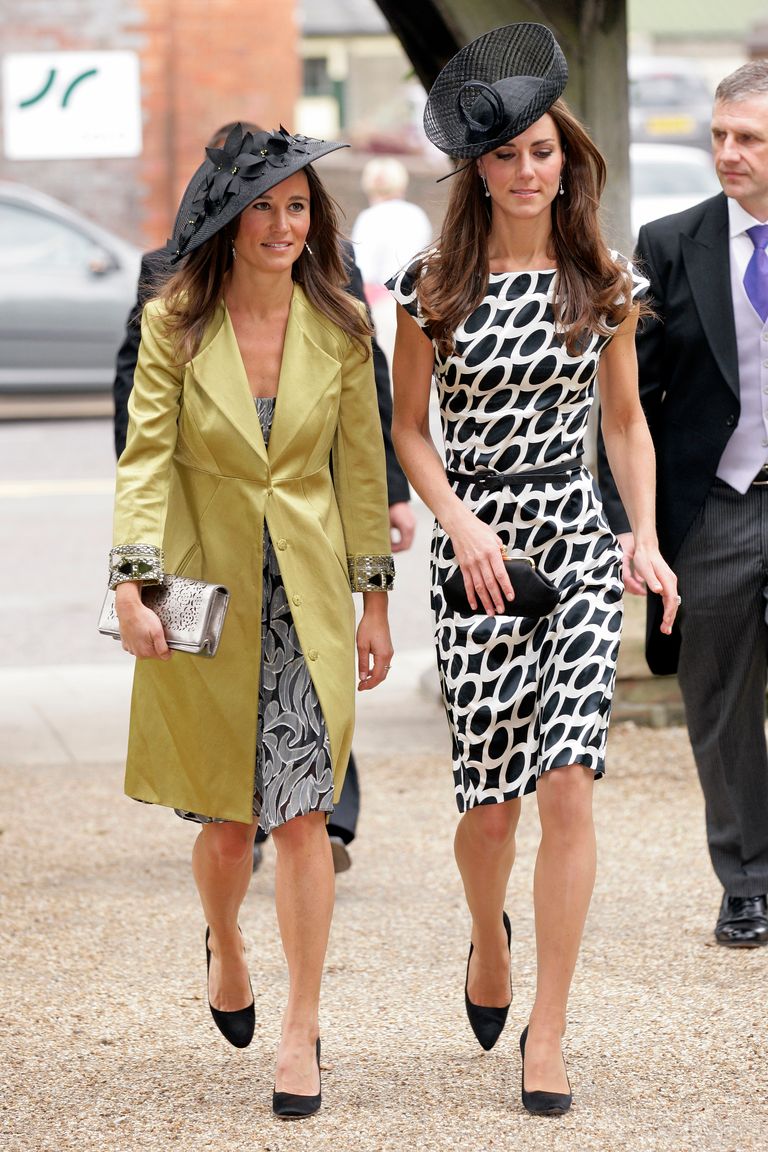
left=174, top=124, right=311, bottom=259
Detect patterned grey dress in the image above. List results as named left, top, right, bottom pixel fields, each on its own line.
left=175, top=397, right=335, bottom=831
left=388, top=256, right=648, bottom=812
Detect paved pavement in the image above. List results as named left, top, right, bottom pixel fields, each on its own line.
left=3, top=652, right=768, bottom=1152
left=1, top=420, right=767, bottom=1150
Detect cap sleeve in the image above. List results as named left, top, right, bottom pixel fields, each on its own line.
left=611, top=250, right=649, bottom=303
left=386, top=264, right=429, bottom=331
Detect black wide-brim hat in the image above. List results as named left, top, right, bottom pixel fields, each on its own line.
left=168, top=124, right=348, bottom=263
left=423, top=23, right=568, bottom=159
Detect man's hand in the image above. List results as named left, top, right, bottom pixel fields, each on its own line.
left=389, top=501, right=416, bottom=552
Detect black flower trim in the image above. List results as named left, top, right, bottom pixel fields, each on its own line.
left=173, top=125, right=312, bottom=259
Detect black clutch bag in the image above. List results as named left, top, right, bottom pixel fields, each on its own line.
left=442, top=556, right=559, bottom=618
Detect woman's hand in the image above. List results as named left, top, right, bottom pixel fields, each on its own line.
left=445, top=506, right=514, bottom=615
left=356, top=592, right=393, bottom=690
left=616, top=532, right=648, bottom=596
left=629, top=542, right=680, bottom=635
left=115, top=582, right=172, bottom=660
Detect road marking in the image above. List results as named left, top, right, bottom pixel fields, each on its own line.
left=0, top=479, right=114, bottom=497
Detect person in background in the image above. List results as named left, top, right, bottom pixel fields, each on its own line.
left=110, top=123, right=394, bottom=1118
left=389, top=23, right=678, bottom=1116
left=351, top=156, right=433, bottom=365
left=598, top=59, right=768, bottom=949
left=113, top=125, right=416, bottom=877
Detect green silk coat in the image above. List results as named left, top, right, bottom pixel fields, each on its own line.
left=112, top=285, right=392, bottom=823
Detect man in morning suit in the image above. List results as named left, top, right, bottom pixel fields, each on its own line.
left=598, top=60, right=768, bottom=947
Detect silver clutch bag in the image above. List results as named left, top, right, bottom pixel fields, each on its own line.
left=98, top=575, right=230, bottom=657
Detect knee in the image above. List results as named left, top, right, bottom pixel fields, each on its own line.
left=202, top=822, right=254, bottom=870
left=271, top=811, right=327, bottom=853
left=462, top=802, right=519, bottom=851
left=538, top=764, right=594, bottom=834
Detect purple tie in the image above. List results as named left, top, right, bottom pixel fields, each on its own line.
left=744, top=224, right=768, bottom=322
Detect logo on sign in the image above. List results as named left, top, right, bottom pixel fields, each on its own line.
left=2, top=52, right=142, bottom=159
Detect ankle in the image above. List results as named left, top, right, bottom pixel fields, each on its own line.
left=280, top=1020, right=319, bottom=1047
left=527, top=1015, right=566, bottom=1043
left=207, top=925, right=245, bottom=957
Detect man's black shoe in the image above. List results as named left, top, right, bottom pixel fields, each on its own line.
left=715, top=893, right=768, bottom=948
left=328, top=834, right=351, bottom=873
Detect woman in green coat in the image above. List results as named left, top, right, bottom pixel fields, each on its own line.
left=110, top=125, right=394, bottom=1118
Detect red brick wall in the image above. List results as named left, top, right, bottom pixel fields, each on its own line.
left=0, top=0, right=299, bottom=247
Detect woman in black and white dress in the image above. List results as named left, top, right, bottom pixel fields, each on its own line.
left=389, top=24, right=679, bottom=1115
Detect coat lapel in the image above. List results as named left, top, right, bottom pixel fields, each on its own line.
left=188, top=303, right=269, bottom=467
left=267, top=286, right=341, bottom=469
left=681, top=195, right=739, bottom=399
left=187, top=288, right=341, bottom=473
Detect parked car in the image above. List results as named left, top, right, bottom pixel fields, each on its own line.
left=0, top=181, right=141, bottom=393
left=629, top=57, right=713, bottom=150
left=630, top=142, right=721, bottom=240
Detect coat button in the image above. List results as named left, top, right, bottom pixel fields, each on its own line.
left=308, top=648, right=318, bottom=660
left=277, top=538, right=288, bottom=550
left=292, top=594, right=302, bottom=606
left=726, top=415, right=736, bottom=427
left=266, top=487, right=273, bottom=496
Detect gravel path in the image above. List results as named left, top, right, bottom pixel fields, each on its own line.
left=2, top=722, right=766, bottom=1151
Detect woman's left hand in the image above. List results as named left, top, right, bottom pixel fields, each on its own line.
left=356, top=594, right=394, bottom=690
left=630, top=543, right=680, bottom=635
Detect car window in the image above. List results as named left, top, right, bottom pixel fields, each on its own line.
left=630, top=75, right=710, bottom=109
left=632, top=160, right=720, bottom=197
left=0, top=201, right=101, bottom=271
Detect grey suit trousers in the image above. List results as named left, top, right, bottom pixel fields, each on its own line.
left=674, top=478, right=768, bottom=896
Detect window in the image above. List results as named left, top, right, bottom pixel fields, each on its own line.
left=303, top=56, right=334, bottom=97
left=0, top=202, right=99, bottom=271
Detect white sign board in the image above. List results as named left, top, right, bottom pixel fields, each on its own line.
left=2, top=51, right=142, bottom=159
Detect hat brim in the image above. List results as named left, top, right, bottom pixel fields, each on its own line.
left=169, top=134, right=347, bottom=263
left=424, top=23, right=568, bottom=159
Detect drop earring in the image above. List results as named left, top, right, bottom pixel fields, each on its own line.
left=304, top=242, right=314, bottom=256
left=480, top=173, right=490, bottom=198
left=231, top=243, right=237, bottom=260
left=559, top=175, right=565, bottom=196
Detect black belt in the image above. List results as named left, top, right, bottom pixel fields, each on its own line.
left=446, top=456, right=583, bottom=491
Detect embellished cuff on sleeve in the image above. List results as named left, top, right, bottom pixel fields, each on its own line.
left=108, top=544, right=165, bottom=589
left=347, top=554, right=395, bottom=592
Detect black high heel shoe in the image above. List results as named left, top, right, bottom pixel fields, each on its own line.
left=464, top=911, right=512, bottom=1051
left=205, top=928, right=255, bottom=1049
left=519, top=1025, right=572, bottom=1116
left=272, top=1038, right=322, bottom=1120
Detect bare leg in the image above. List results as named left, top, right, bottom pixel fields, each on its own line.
left=192, top=818, right=257, bottom=1011
left=454, top=800, right=521, bottom=1006
left=526, top=763, right=596, bottom=1093
left=271, top=811, right=334, bottom=1095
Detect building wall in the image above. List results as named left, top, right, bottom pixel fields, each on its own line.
left=0, top=0, right=300, bottom=247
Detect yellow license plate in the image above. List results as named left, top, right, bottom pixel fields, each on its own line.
left=645, top=115, right=696, bottom=135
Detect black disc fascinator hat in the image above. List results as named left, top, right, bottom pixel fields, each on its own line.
left=424, top=22, right=568, bottom=159
left=168, top=123, right=348, bottom=263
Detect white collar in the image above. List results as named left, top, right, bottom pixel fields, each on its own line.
left=728, top=196, right=768, bottom=239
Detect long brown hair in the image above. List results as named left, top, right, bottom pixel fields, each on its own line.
left=157, top=165, right=371, bottom=364
left=416, top=99, right=638, bottom=357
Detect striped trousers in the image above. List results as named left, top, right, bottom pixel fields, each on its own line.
left=674, top=478, right=768, bottom=896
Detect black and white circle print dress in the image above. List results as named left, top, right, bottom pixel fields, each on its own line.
left=387, top=256, right=648, bottom=811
